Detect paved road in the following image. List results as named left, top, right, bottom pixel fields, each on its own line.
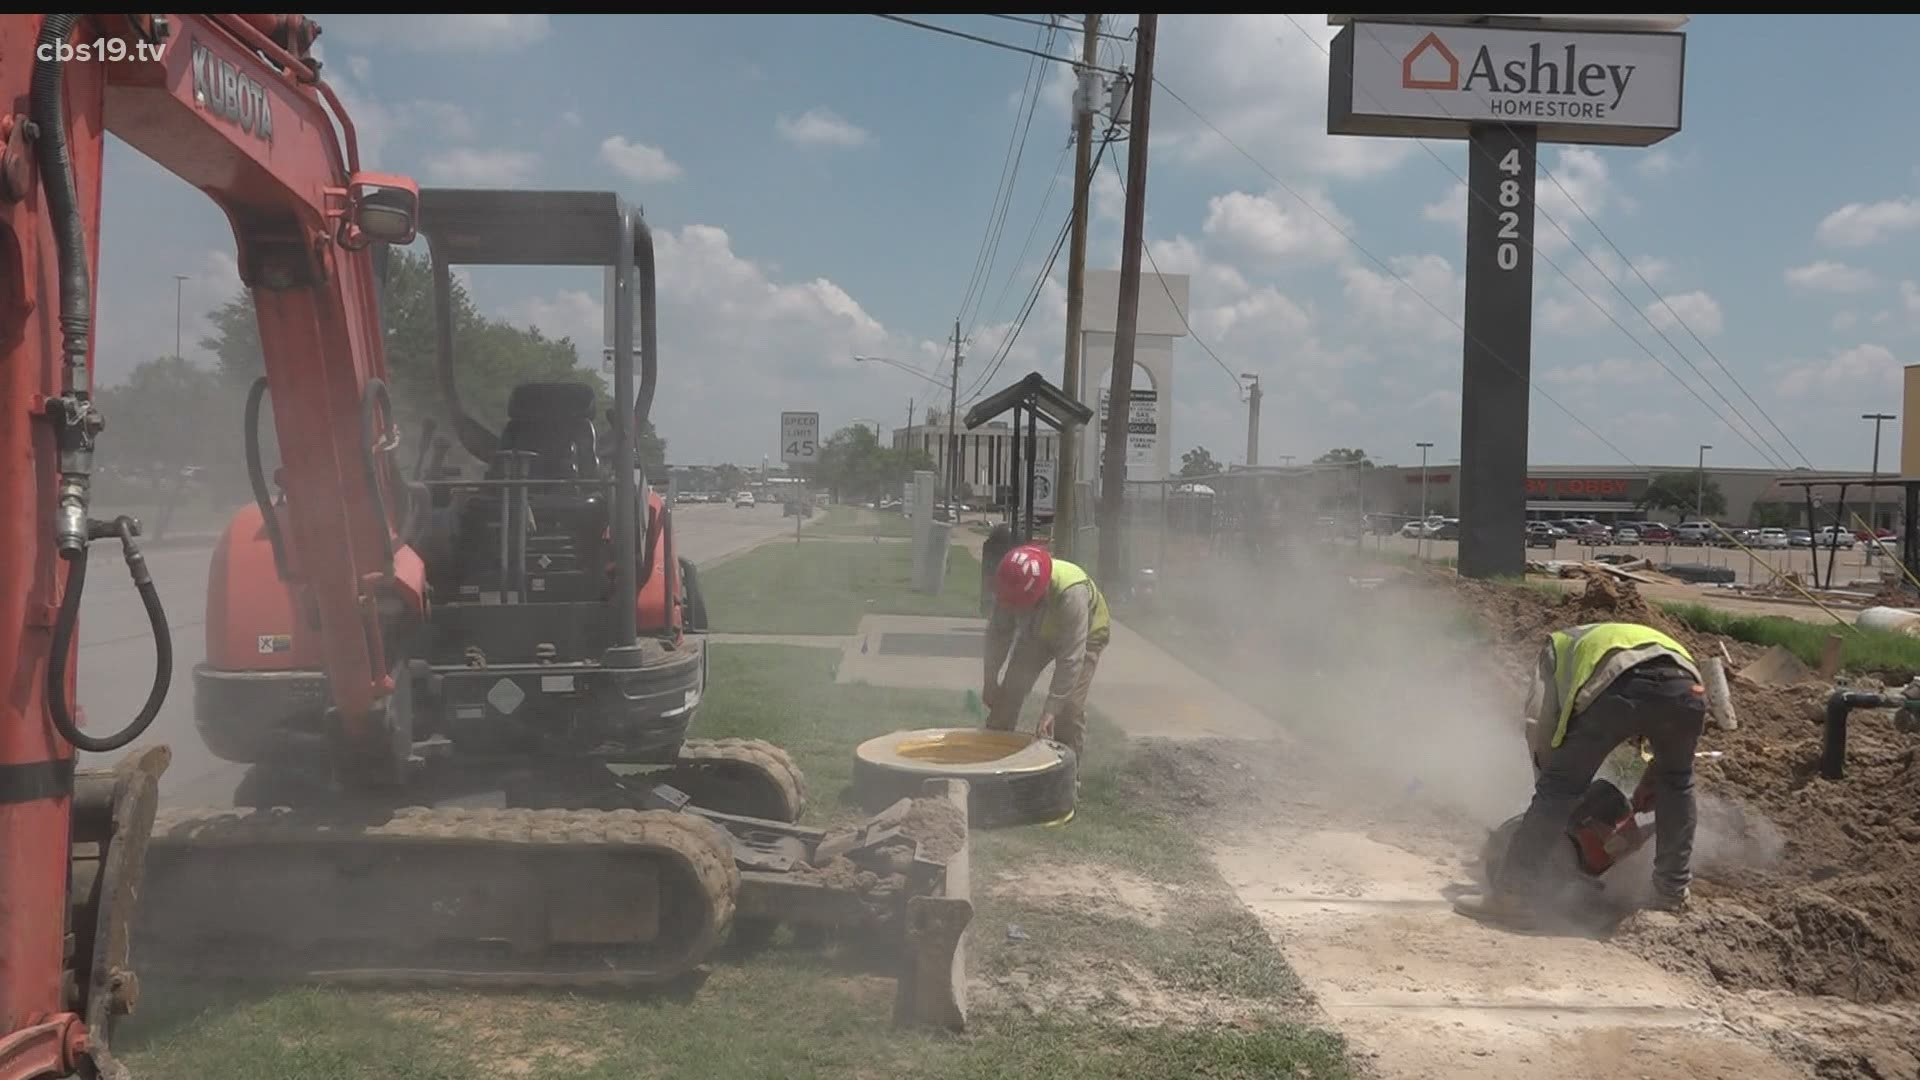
left=73, top=501, right=801, bottom=807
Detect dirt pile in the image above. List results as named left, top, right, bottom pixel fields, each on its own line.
left=1445, top=572, right=1920, bottom=1005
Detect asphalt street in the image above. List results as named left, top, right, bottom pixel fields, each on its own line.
left=73, top=500, right=802, bottom=807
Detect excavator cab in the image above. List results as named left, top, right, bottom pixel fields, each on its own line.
left=406, top=187, right=709, bottom=766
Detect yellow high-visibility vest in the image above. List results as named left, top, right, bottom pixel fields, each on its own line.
left=1038, top=558, right=1110, bottom=647
left=1548, top=622, right=1694, bottom=747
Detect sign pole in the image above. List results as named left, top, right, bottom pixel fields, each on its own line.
left=1326, top=14, right=1686, bottom=579
left=1457, top=121, right=1537, bottom=579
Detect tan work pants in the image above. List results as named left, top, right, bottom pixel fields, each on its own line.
left=985, top=637, right=1106, bottom=757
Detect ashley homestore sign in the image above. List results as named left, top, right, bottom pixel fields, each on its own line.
left=1330, top=19, right=1685, bottom=146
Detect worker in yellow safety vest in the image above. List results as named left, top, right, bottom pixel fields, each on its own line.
left=982, top=544, right=1110, bottom=759
left=1455, top=621, right=1708, bottom=928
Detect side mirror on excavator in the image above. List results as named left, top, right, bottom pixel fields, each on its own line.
left=341, top=171, right=420, bottom=246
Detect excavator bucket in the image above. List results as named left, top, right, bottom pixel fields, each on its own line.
left=132, top=778, right=974, bottom=1028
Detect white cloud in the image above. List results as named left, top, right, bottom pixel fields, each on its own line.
left=1340, top=253, right=1461, bottom=346
left=500, top=224, right=934, bottom=462
left=1637, top=149, right=1676, bottom=178
left=1775, top=343, right=1901, bottom=400
left=600, top=136, right=683, bottom=183
left=322, top=14, right=550, bottom=52
left=1070, top=14, right=1413, bottom=180
left=561, top=110, right=583, bottom=129
left=1785, top=260, right=1877, bottom=294
left=1901, top=280, right=1920, bottom=315
left=425, top=147, right=539, bottom=187
left=1645, top=290, right=1724, bottom=337
left=776, top=107, right=870, bottom=149
left=1816, top=197, right=1920, bottom=247
left=1202, top=188, right=1353, bottom=265
left=1834, top=310, right=1861, bottom=331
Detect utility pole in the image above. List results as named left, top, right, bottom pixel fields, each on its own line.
left=1864, top=412, right=1895, bottom=547
left=1695, top=444, right=1711, bottom=521
left=1097, top=12, right=1155, bottom=587
left=1055, top=12, right=1101, bottom=557
left=1416, top=441, right=1433, bottom=561
left=1241, top=373, right=1262, bottom=467
left=173, top=273, right=188, bottom=359
left=947, top=317, right=962, bottom=520
left=906, top=397, right=915, bottom=448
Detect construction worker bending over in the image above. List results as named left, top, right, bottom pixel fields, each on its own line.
left=1456, top=621, right=1707, bottom=928
left=982, top=544, right=1110, bottom=760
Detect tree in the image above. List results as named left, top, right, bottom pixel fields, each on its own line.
left=1315, top=448, right=1375, bottom=468
left=715, top=463, right=747, bottom=495
left=92, top=355, right=229, bottom=479
left=200, top=246, right=664, bottom=470
left=1638, top=472, right=1726, bottom=520
left=812, top=424, right=934, bottom=502
left=1180, top=445, right=1222, bottom=478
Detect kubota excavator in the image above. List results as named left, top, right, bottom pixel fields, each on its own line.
left=4, top=19, right=971, bottom=1077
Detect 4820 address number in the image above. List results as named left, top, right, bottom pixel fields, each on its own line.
left=1495, top=147, right=1522, bottom=272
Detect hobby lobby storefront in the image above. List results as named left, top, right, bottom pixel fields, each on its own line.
left=1365, top=465, right=1868, bottom=526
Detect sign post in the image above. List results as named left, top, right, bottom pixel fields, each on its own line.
left=1328, top=14, right=1685, bottom=579
left=781, top=411, right=819, bottom=543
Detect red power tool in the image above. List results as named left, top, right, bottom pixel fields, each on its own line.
left=1565, top=773, right=1656, bottom=876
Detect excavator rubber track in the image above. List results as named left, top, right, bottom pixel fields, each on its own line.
left=653, top=737, right=810, bottom=824
left=134, top=804, right=739, bottom=990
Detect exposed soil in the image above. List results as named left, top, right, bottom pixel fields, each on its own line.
left=1438, top=571, right=1920, bottom=1009
left=898, top=795, right=967, bottom=862
left=987, top=861, right=1182, bottom=928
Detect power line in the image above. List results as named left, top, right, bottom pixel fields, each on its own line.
left=963, top=132, right=1118, bottom=404
left=872, top=14, right=1125, bottom=77
left=964, top=16, right=1056, bottom=337
left=1149, top=75, right=1641, bottom=466
left=1101, top=148, right=1250, bottom=397
left=981, top=137, right=1072, bottom=330
left=985, top=12, right=1131, bottom=43
left=1327, top=17, right=1804, bottom=470
left=957, top=18, right=1051, bottom=332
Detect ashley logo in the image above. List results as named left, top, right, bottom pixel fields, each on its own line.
left=1402, top=32, right=1637, bottom=110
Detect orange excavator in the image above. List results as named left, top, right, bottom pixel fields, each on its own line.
left=3, top=14, right=973, bottom=1079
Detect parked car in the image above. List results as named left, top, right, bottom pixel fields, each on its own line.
left=1814, top=525, right=1855, bottom=549
left=1674, top=522, right=1715, bottom=545
left=1525, top=522, right=1558, bottom=548
left=1755, top=528, right=1789, bottom=549
left=734, top=490, right=755, bottom=508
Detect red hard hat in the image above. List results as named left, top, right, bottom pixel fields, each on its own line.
left=994, top=544, right=1052, bottom=609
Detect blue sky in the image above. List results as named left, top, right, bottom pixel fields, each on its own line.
left=91, top=14, right=1920, bottom=472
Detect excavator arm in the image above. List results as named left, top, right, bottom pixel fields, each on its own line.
left=1, top=13, right=421, bottom=1078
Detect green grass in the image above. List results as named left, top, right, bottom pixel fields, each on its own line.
left=808, top=504, right=916, bottom=538
left=114, top=642, right=1350, bottom=1080
left=116, top=967, right=1351, bottom=1080
left=1659, top=601, right=1920, bottom=677
left=699, top=533, right=984, bottom=634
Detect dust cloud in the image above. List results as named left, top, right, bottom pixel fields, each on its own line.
left=1141, top=543, right=1539, bottom=833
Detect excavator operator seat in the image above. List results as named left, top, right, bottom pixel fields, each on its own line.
left=492, top=381, right=600, bottom=481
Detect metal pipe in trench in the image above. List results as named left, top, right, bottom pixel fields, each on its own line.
left=1822, top=689, right=1912, bottom=779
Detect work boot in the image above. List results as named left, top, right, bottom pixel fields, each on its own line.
left=1647, top=885, right=1690, bottom=913
left=1451, top=889, right=1545, bottom=931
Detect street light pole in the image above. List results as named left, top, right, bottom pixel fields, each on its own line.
left=1864, top=412, right=1896, bottom=551
left=173, top=273, right=189, bottom=359
left=1241, top=373, right=1261, bottom=467
left=1416, top=441, right=1433, bottom=560
left=1695, top=444, right=1712, bottom=521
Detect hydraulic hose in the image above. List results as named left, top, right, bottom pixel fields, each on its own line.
left=33, top=14, right=88, bottom=385
left=48, top=519, right=172, bottom=754
left=245, top=376, right=290, bottom=581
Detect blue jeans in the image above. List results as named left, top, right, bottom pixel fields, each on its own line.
left=1501, top=659, right=1707, bottom=901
